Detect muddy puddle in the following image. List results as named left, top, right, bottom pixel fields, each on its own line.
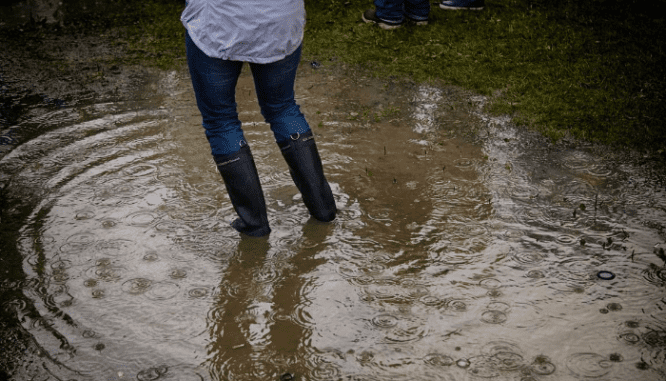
left=1, top=56, right=666, bottom=381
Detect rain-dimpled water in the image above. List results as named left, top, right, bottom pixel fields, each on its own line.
left=1, top=60, right=666, bottom=381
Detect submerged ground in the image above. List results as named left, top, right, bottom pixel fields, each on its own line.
left=2, top=1, right=666, bottom=381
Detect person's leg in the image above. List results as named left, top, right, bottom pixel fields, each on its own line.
left=247, top=46, right=309, bottom=145
left=439, top=0, right=485, bottom=11
left=404, top=0, right=430, bottom=23
left=373, top=0, right=405, bottom=23
left=185, top=32, right=245, bottom=156
left=186, top=32, right=270, bottom=237
left=249, top=46, right=336, bottom=222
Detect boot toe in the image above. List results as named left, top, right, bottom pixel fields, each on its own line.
left=231, top=218, right=271, bottom=237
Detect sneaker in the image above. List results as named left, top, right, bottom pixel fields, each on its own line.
left=439, top=0, right=484, bottom=10
left=362, top=9, right=403, bottom=30
left=406, top=15, right=428, bottom=26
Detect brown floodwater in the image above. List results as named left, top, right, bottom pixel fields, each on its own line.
left=1, top=60, right=666, bottom=381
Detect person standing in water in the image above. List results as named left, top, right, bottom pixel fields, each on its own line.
left=181, top=0, right=337, bottom=237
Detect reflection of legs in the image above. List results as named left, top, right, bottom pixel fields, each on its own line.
left=207, top=225, right=331, bottom=380
left=267, top=221, right=331, bottom=379
left=186, top=32, right=270, bottom=236
left=207, top=238, right=274, bottom=380
left=250, top=46, right=336, bottom=222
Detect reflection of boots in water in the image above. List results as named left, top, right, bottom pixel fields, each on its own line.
left=207, top=236, right=272, bottom=378
left=214, top=143, right=271, bottom=237
left=267, top=219, right=331, bottom=379
left=279, top=131, right=337, bottom=222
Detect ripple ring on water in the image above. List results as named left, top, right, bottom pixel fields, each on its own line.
left=512, top=251, right=546, bottom=265
left=136, top=365, right=168, bottom=381
left=145, top=281, right=180, bottom=301
left=526, top=270, right=546, bottom=279
left=556, top=234, right=577, bottom=245
left=66, top=232, right=97, bottom=243
left=384, top=325, right=427, bottom=343
left=188, top=287, right=209, bottom=299
left=481, top=310, right=508, bottom=324
left=170, top=268, right=187, bottom=279
left=424, top=353, right=454, bottom=366
left=531, top=355, right=556, bottom=375
left=123, top=164, right=157, bottom=177
left=126, top=211, right=159, bottom=226
left=371, top=314, right=398, bottom=329
left=420, top=295, right=443, bottom=307
left=121, top=278, right=153, bottom=295
left=480, top=278, right=502, bottom=289
left=51, top=260, right=72, bottom=270
left=454, top=158, right=475, bottom=168
left=565, top=353, right=613, bottom=378
left=445, top=299, right=468, bottom=312
left=618, top=332, right=640, bottom=344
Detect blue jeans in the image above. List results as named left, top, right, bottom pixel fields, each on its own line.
left=375, top=0, right=430, bottom=23
left=185, top=32, right=311, bottom=157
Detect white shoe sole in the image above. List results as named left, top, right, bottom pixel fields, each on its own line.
left=439, top=4, right=484, bottom=10
left=362, top=12, right=403, bottom=30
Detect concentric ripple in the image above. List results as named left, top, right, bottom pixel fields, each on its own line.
left=187, top=287, right=209, bottom=299
left=424, top=353, right=455, bottom=367
left=145, top=281, right=180, bottom=301
left=384, top=325, right=427, bottom=343
left=95, top=239, right=135, bottom=257
left=371, top=314, right=399, bottom=329
left=511, top=251, right=546, bottom=265
left=136, top=365, right=168, bottom=381
left=481, top=310, right=508, bottom=324
left=565, top=353, right=613, bottom=378
left=121, top=278, right=153, bottom=295
left=445, top=299, right=468, bottom=312
left=126, top=211, right=159, bottom=226
left=467, top=355, right=501, bottom=378
left=619, top=332, right=641, bottom=344
left=530, top=355, right=556, bottom=375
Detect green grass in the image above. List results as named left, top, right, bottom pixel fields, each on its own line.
left=5, top=0, right=665, bottom=154
left=303, top=0, right=666, bottom=152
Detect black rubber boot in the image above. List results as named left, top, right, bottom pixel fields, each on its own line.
left=214, top=143, right=271, bottom=237
left=278, top=131, right=336, bottom=222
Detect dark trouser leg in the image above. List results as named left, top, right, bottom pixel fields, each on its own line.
left=249, top=45, right=336, bottom=222
left=186, top=32, right=271, bottom=236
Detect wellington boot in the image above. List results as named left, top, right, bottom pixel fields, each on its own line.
left=279, top=131, right=336, bottom=222
left=214, top=144, right=271, bottom=237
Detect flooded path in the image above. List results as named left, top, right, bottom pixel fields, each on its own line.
left=1, top=60, right=666, bottom=381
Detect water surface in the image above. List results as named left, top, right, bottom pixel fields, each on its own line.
left=1, top=62, right=665, bottom=381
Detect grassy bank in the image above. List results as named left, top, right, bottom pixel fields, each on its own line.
left=303, top=0, right=666, bottom=153
left=4, top=0, right=666, bottom=154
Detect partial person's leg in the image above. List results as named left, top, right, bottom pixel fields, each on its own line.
left=404, top=0, right=430, bottom=23
left=373, top=0, right=405, bottom=23
left=249, top=46, right=336, bottom=222
left=186, top=32, right=270, bottom=237
left=439, top=0, right=484, bottom=10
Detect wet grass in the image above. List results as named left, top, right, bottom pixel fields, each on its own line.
left=2, top=0, right=665, bottom=155
left=304, top=0, right=666, bottom=154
